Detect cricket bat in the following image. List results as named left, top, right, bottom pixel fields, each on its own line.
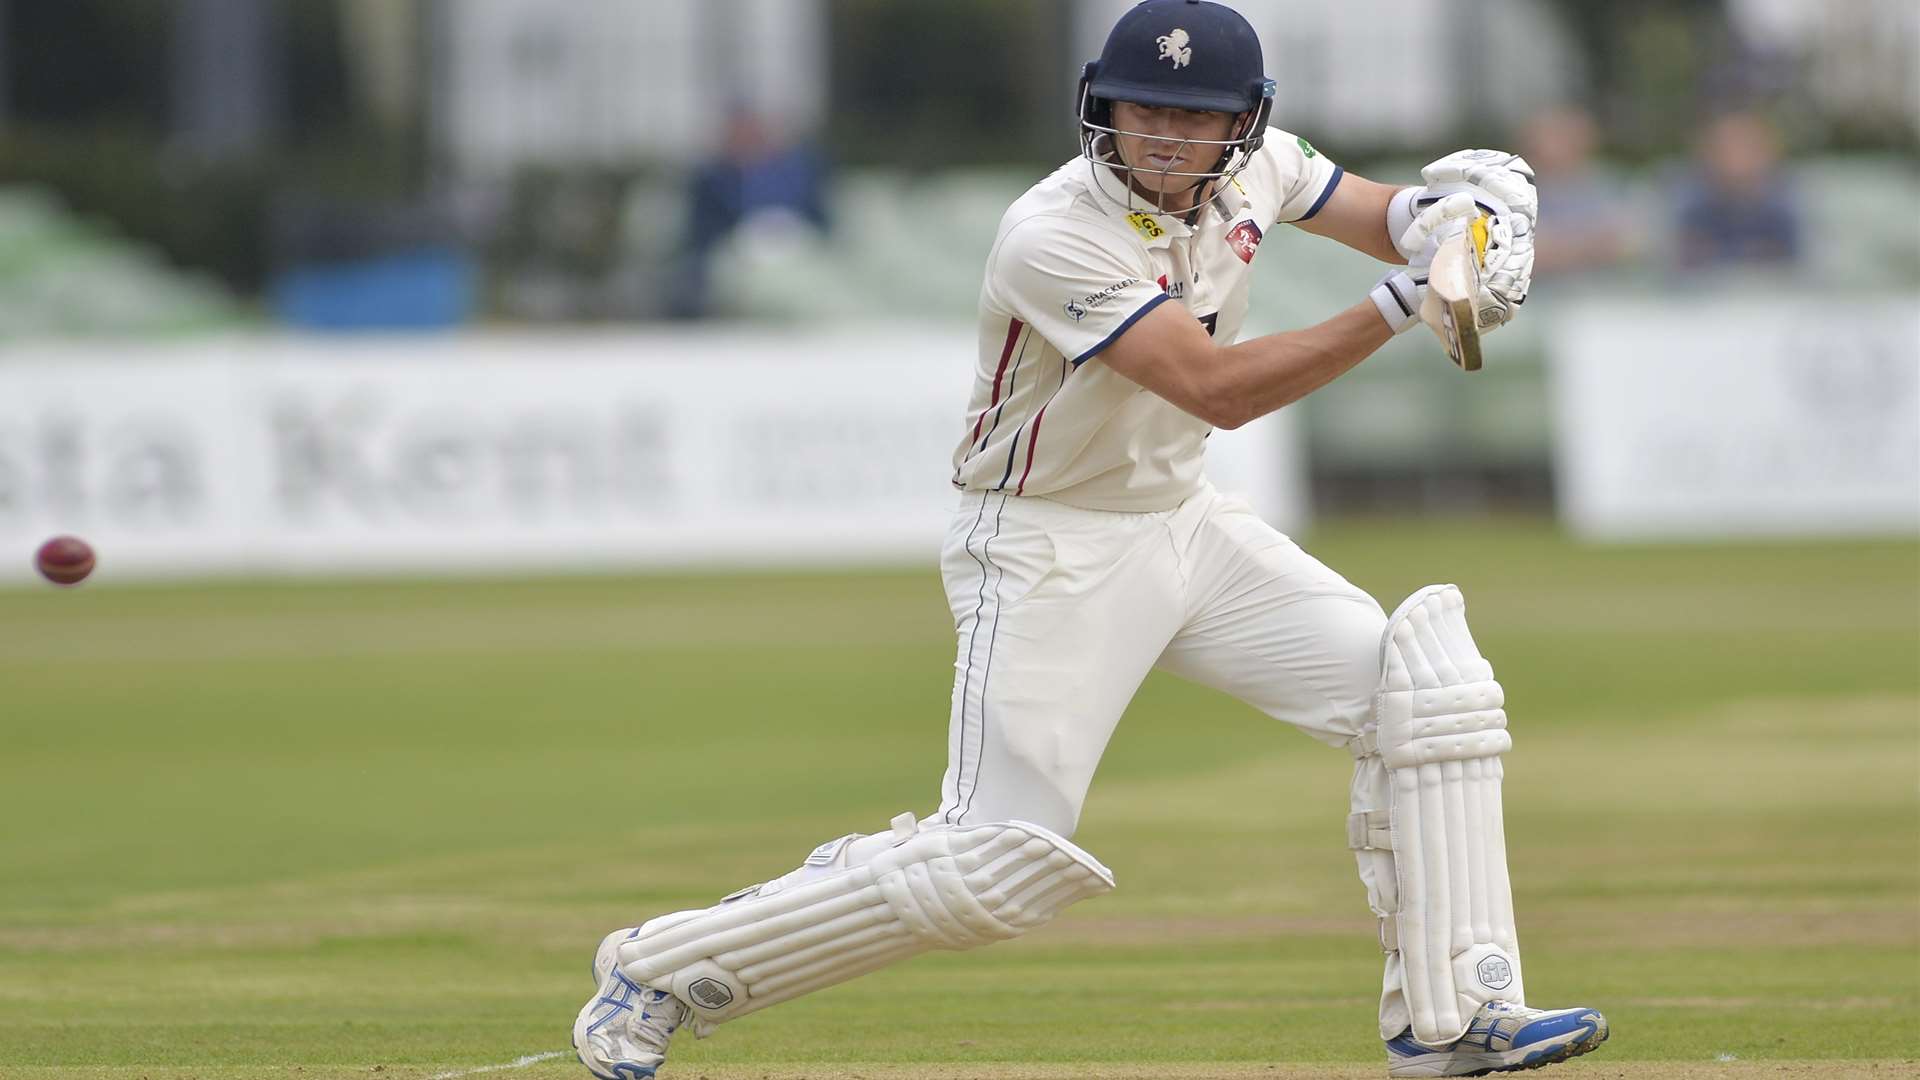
left=1423, top=215, right=1489, bottom=372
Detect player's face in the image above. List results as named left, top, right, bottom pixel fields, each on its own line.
left=1110, top=101, right=1239, bottom=208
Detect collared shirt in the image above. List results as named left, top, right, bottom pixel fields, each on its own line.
left=952, top=127, right=1342, bottom=511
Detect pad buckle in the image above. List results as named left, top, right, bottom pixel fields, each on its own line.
left=1377, top=913, right=1399, bottom=952
left=1346, top=810, right=1392, bottom=852
left=1345, top=730, right=1379, bottom=759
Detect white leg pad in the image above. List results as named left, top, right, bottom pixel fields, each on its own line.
left=1352, top=584, right=1525, bottom=1045
left=618, top=813, right=1114, bottom=1032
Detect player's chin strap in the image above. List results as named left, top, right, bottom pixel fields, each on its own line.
left=617, top=814, right=1114, bottom=1036
left=1346, top=585, right=1526, bottom=1045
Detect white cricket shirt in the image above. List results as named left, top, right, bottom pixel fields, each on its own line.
left=951, top=127, right=1342, bottom=511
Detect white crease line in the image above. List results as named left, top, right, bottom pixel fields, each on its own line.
left=425, top=1049, right=569, bottom=1079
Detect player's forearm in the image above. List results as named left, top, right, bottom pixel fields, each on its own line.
left=1207, top=300, right=1392, bottom=428
left=1294, top=175, right=1406, bottom=264
left=1347, top=178, right=1408, bottom=263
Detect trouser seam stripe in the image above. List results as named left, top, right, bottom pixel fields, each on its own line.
left=956, top=493, right=1010, bottom=825
left=946, top=494, right=996, bottom=822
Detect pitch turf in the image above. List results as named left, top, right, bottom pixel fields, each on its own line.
left=2, top=520, right=1915, bottom=1079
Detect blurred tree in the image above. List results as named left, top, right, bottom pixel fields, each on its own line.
left=4, top=1, right=171, bottom=129
left=1540, top=0, right=1729, bottom=156
left=284, top=0, right=352, bottom=134
left=827, top=0, right=1073, bottom=167
left=0, top=0, right=421, bottom=294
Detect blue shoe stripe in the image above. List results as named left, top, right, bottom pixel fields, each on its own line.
left=584, top=976, right=638, bottom=1038
left=580, top=1062, right=656, bottom=1080
left=1511, top=1011, right=1592, bottom=1046
left=1385, top=1032, right=1432, bottom=1056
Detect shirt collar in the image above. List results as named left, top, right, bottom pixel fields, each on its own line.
left=1078, top=157, right=1189, bottom=245
left=1078, top=156, right=1249, bottom=243
left=1213, top=173, right=1252, bottom=219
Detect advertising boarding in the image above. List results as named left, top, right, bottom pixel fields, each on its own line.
left=1550, top=298, right=1919, bottom=540
left=0, top=331, right=1305, bottom=584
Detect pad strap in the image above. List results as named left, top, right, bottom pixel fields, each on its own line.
left=1347, top=810, right=1392, bottom=852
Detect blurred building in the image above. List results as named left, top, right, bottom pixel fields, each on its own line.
left=0, top=0, right=1915, bottom=533
left=4, top=0, right=1916, bottom=320
left=432, top=0, right=826, bottom=176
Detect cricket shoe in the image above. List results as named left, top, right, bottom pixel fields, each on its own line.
left=590, top=926, right=642, bottom=987
left=574, top=929, right=687, bottom=1080
left=1384, top=1000, right=1608, bottom=1077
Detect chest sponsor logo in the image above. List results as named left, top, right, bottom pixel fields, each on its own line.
left=1126, top=212, right=1165, bottom=240
left=1226, top=220, right=1264, bottom=264
left=1156, top=28, right=1192, bottom=69
left=1066, top=277, right=1139, bottom=322
left=1156, top=274, right=1185, bottom=300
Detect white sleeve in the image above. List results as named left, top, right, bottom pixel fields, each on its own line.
left=1253, top=128, right=1344, bottom=225
left=989, top=215, right=1172, bottom=366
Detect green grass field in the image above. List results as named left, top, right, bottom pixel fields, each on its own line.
left=3, top=521, right=1916, bottom=1080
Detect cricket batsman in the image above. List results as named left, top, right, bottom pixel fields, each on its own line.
left=575, top=2, right=1603, bottom=1076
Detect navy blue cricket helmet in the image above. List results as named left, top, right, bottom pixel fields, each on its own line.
left=1078, top=0, right=1276, bottom=203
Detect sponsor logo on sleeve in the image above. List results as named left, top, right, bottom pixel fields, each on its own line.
left=1297, top=135, right=1317, bottom=159
left=1126, top=212, right=1166, bottom=240
left=1226, top=220, right=1264, bottom=264
left=1064, top=277, right=1141, bottom=322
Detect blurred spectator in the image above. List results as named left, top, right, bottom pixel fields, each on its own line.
left=673, top=109, right=831, bottom=319
left=1519, top=104, right=1643, bottom=277
left=1672, top=110, right=1804, bottom=270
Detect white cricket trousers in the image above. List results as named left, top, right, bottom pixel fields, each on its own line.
left=934, top=484, right=1387, bottom=835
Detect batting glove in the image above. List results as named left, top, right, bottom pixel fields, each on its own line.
left=1421, top=148, right=1538, bottom=233
left=1399, top=191, right=1535, bottom=328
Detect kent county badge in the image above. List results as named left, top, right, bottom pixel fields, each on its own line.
left=1226, top=220, right=1264, bottom=264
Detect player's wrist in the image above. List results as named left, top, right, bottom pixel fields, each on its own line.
left=1368, top=269, right=1423, bottom=334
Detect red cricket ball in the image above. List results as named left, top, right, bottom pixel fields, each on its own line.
left=36, top=535, right=96, bottom=586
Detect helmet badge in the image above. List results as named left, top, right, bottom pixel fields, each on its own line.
left=1156, top=29, right=1192, bottom=69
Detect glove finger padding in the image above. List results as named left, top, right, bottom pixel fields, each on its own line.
left=1398, top=192, right=1480, bottom=271
left=1421, top=149, right=1538, bottom=230
left=1477, top=213, right=1533, bottom=322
